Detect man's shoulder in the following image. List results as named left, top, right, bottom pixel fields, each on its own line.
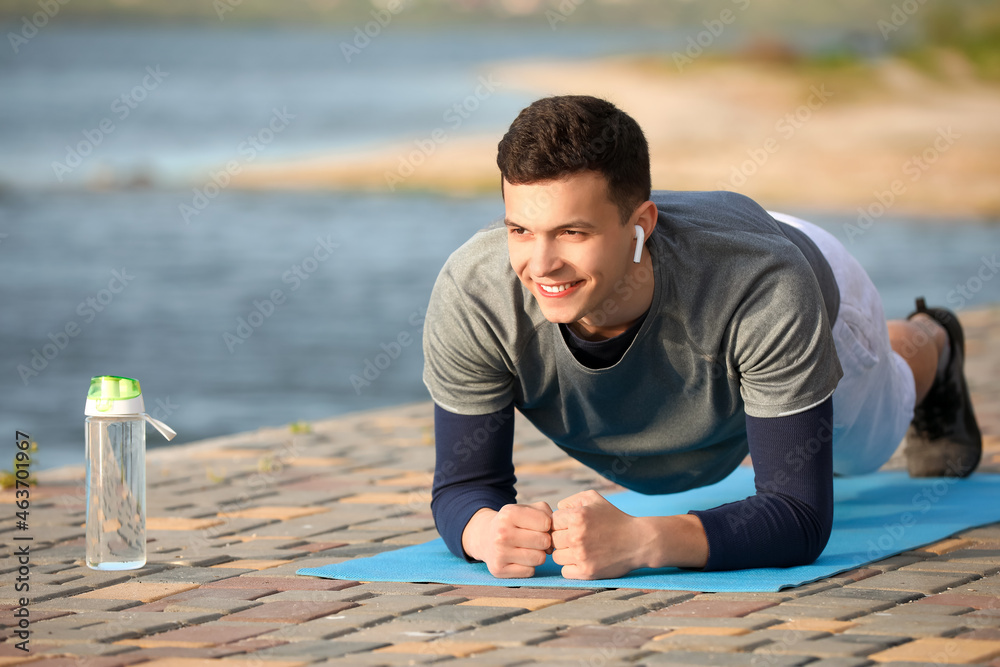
left=651, top=189, right=781, bottom=235
left=439, top=225, right=511, bottom=285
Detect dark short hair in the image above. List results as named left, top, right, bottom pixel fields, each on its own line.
left=497, top=95, right=651, bottom=224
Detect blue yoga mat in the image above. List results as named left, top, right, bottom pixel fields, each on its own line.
left=298, top=468, right=1000, bottom=592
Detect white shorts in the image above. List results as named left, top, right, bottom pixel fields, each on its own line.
left=769, top=212, right=916, bottom=475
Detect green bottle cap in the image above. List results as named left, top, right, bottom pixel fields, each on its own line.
left=87, top=376, right=142, bottom=409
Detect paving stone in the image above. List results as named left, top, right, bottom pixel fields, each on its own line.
left=885, top=603, right=974, bottom=616
left=753, top=633, right=908, bottom=657
left=140, top=658, right=309, bottom=667
left=1, top=582, right=92, bottom=603
left=958, top=628, right=1000, bottom=640
left=630, top=590, right=700, bottom=609
left=398, top=603, right=527, bottom=626
left=510, top=599, right=649, bottom=625
left=445, top=622, right=560, bottom=646
left=790, top=659, right=871, bottom=667
left=74, top=582, right=200, bottom=602
left=115, top=620, right=283, bottom=648
left=104, top=642, right=275, bottom=662
left=224, top=599, right=357, bottom=622
left=743, top=629, right=831, bottom=654
left=843, top=570, right=977, bottom=594
left=356, top=594, right=460, bottom=615
left=163, top=598, right=261, bottom=613
left=308, top=652, right=452, bottom=666
left=27, top=645, right=145, bottom=660
left=641, top=651, right=811, bottom=665
left=436, top=585, right=595, bottom=601
left=623, top=615, right=781, bottom=631
left=651, top=599, right=779, bottom=618
left=539, top=624, right=663, bottom=648
left=146, top=517, right=226, bottom=531
left=814, top=587, right=924, bottom=604
left=312, top=542, right=403, bottom=558
left=750, top=597, right=895, bottom=621
left=456, top=596, right=565, bottom=611
left=846, top=614, right=976, bottom=637
left=868, top=636, right=1000, bottom=663
left=129, top=567, right=245, bottom=585
left=245, top=639, right=390, bottom=660
left=251, top=589, right=374, bottom=603
left=579, top=589, right=646, bottom=601
left=943, top=548, right=1000, bottom=564
left=200, top=575, right=360, bottom=591
left=643, top=632, right=773, bottom=653
left=347, top=618, right=478, bottom=642
left=769, top=620, right=857, bottom=634
left=864, top=556, right=929, bottom=572
left=31, top=597, right=143, bottom=612
left=256, top=610, right=396, bottom=640
left=900, top=559, right=1000, bottom=575
left=4, top=656, right=147, bottom=667
left=916, top=592, right=1000, bottom=610
left=43, top=609, right=218, bottom=633
left=348, top=582, right=456, bottom=596
left=372, top=640, right=497, bottom=657
left=428, top=644, right=644, bottom=665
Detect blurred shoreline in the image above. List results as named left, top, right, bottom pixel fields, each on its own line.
left=229, top=54, right=1000, bottom=220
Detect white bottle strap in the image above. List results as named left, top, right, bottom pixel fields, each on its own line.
left=142, top=413, right=177, bottom=441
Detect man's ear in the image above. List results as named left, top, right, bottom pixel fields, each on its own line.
left=633, top=200, right=658, bottom=240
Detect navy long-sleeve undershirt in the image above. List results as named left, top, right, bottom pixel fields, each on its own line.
left=430, top=319, right=835, bottom=571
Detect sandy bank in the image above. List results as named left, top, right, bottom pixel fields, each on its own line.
left=231, top=55, right=1000, bottom=218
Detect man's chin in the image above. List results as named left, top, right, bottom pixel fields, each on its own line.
left=536, top=305, right=580, bottom=325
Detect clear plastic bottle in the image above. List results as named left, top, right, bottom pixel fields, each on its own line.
left=84, top=376, right=175, bottom=571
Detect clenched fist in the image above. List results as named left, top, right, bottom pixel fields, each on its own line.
left=462, top=501, right=554, bottom=578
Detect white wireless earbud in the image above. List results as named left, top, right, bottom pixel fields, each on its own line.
left=632, top=224, right=644, bottom=264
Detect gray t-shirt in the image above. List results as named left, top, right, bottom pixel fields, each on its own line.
left=422, top=190, right=844, bottom=494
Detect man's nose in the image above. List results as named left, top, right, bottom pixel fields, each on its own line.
left=529, top=237, right=561, bottom=277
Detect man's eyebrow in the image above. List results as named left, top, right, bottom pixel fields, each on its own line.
left=503, top=218, right=599, bottom=231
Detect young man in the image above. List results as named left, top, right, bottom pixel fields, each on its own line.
left=422, top=95, right=981, bottom=579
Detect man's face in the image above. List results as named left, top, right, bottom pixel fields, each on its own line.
left=503, top=171, right=642, bottom=335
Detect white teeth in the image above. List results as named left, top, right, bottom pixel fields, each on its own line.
left=540, top=282, right=577, bottom=293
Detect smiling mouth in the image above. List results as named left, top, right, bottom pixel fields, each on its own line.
left=537, top=280, right=582, bottom=296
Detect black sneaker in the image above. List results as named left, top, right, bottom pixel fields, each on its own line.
left=903, top=297, right=982, bottom=478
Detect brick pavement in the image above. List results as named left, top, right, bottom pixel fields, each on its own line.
left=2, top=306, right=1000, bottom=666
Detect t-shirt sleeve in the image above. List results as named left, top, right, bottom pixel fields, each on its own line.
left=727, top=250, right=843, bottom=418
left=422, top=265, right=516, bottom=416
left=423, top=264, right=514, bottom=415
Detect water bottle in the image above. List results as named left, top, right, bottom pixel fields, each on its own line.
left=84, top=375, right=176, bottom=570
